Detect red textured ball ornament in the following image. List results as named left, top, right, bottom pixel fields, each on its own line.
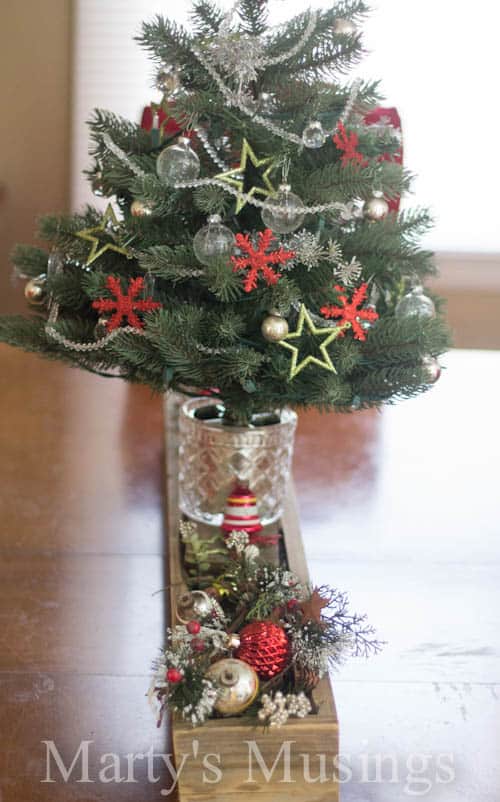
left=235, top=622, right=290, bottom=679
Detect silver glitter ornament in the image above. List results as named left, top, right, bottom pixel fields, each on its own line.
left=261, top=184, right=305, bottom=234
left=395, top=286, right=436, bottom=320
left=24, top=275, right=47, bottom=306
left=288, top=230, right=324, bottom=270
left=205, top=658, right=259, bottom=715
left=193, top=214, right=234, bottom=265
left=363, top=192, right=390, bottom=221
left=302, top=121, right=326, bottom=149
left=421, top=356, right=441, bottom=384
left=156, top=136, right=200, bottom=185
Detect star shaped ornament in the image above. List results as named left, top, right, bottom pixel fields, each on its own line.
left=76, top=204, right=130, bottom=266
left=278, top=304, right=349, bottom=380
left=216, top=138, right=277, bottom=214
left=300, top=589, right=330, bottom=624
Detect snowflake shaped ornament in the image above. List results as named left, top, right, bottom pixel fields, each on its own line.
left=231, top=229, right=295, bottom=292
left=320, top=283, right=379, bottom=341
left=333, top=257, right=363, bottom=288
left=92, top=276, right=161, bottom=331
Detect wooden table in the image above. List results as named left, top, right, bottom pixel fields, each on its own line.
left=0, top=346, right=498, bottom=801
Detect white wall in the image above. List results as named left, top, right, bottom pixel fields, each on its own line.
left=72, top=0, right=499, bottom=253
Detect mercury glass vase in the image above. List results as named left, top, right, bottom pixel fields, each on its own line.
left=178, top=397, right=297, bottom=526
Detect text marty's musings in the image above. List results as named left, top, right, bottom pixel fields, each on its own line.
left=41, top=739, right=455, bottom=797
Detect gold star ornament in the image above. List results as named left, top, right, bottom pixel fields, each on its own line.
left=278, top=304, right=350, bottom=380
left=76, top=204, right=130, bottom=266
left=215, top=138, right=277, bottom=213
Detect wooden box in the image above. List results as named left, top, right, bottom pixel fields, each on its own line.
left=164, top=396, right=339, bottom=801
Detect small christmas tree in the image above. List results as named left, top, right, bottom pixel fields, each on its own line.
left=1, top=0, right=449, bottom=424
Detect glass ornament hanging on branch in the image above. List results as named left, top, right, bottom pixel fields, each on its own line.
left=395, top=285, right=436, bottom=320
left=156, top=136, right=200, bottom=185
left=193, top=215, right=234, bottom=266
left=261, top=184, right=305, bottom=234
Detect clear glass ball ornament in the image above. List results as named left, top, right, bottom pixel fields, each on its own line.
left=193, top=215, right=234, bottom=265
left=333, top=18, right=358, bottom=35
left=47, top=250, right=64, bottom=279
left=258, top=92, right=276, bottom=115
left=94, top=316, right=109, bottom=340
left=156, top=136, right=200, bottom=185
left=91, top=172, right=105, bottom=197
left=130, top=199, right=154, bottom=217
left=156, top=66, right=180, bottom=96
left=421, top=355, right=441, bottom=384
left=363, top=192, right=390, bottom=221
left=395, top=285, right=436, bottom=320
left=302, top=120, right=326, bottom=149
left=261, top=184, right=305, bottom=234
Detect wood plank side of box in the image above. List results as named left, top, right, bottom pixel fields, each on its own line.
left=164, top=395, right=339, bottom=802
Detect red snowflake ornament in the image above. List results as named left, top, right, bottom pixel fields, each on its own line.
left=333, top=121, right=367, bottom=167
left=320, top=283, right=379, bottom=342
left=92, top=276, right=161, bottom=332
left=231, top=229, right=295, bottom=293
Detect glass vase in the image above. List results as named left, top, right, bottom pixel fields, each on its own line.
left=178, top=397, right=297, bottom=526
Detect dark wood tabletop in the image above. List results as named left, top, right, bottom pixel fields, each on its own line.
left=0, top=345, right=498, bottom=801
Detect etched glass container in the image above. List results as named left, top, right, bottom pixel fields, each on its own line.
left=178, top=397, right=297, bottom=526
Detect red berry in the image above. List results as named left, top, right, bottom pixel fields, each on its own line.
left=191, top=637, right=206, bottom=653
left=186, top=620, right=201, bottom=635
left=166, top=668, right=183, bottom=684
left=287, top=599, right=299, bottom=611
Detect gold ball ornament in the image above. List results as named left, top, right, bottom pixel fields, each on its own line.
left=130, top=199, right=154, bottom=217
left=261, top=313, right=289, bottom=342
left=24, top=276, right=47, bottom=306
left=333, top=18, right=358, bottom=36
left=176, top=590, right=212, bottom=623
left=205, top=658, right=259, bottom=716
left=363, top=193, right=390, bottom=221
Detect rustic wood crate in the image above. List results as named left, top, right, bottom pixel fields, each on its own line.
left=164, top=395, right=339, bottom=801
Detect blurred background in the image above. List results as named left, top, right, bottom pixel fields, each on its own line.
left=1, top=0, right=499, bottom=343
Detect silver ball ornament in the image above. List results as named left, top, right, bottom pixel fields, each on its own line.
left=422, top=356, right=441, bottom=384
left=363, top=193, right=390, bottom=221
left=261, top=313, right=289, bottom=342
left=176, top=590, right=211, bottom=623
left=302, top=121, right=326, bottom=149
left=395, top=286, right=436, bottom=320
left=205, top=658, right=259, bottom=716
left=261, top=184, right=305, bottom=234
left=24, top=276, right=47, bottom=306
left=156, top=136, right=200, bottom=185
left=131, top=199, right=154, bottom=218
left=193, top=215, right=234, bottom=266
left=333, top=18, right=358, bottom=36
